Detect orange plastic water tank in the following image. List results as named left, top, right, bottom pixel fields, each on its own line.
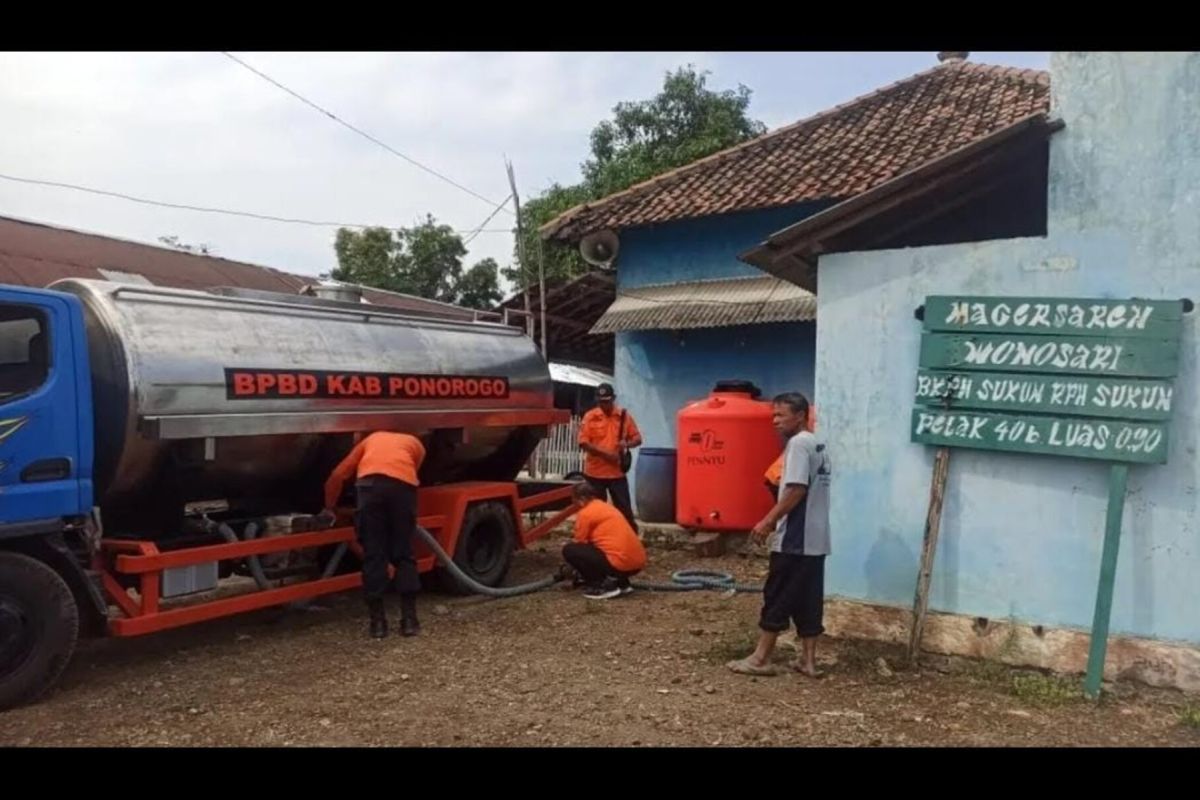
left=676, top=381, right=781, bottom=532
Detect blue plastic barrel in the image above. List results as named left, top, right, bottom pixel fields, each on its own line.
left=635, top=447, right=677, bottom=524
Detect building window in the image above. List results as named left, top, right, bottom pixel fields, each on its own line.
left=0, top=305, right=50, bottom=403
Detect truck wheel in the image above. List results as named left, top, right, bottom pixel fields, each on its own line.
left=440, top=501, right=517, bottom=595
left=0, top=552, right=79, bottom=710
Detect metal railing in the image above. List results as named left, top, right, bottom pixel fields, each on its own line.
left=529, top=416, right=583, bottom=478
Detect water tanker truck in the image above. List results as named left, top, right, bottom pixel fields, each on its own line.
left=0, top=279, right=574, bottom=708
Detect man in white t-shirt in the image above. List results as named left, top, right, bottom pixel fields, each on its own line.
left=728, top=392, right=831, bottom=678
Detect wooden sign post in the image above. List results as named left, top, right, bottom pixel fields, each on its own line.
left=909, top=445, right=950, bottom=666
left=907, top=296, right=1186, bottom=697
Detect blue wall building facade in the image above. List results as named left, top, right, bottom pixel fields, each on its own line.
left=610, top=204, right=828, bottom=502
left=813, top=53, right=1200, bottom=659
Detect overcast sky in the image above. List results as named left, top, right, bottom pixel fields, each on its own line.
left=0, top=51, right=1050, bottom=281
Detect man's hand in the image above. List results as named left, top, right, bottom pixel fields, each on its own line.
left=753, top=485, right=806, bottom=545
left=316, top=509, right=337, bottom=529
left=583, top=442, right=618, bottom=464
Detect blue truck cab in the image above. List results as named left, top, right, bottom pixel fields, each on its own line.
left=1, top=285, right=108, bottom=709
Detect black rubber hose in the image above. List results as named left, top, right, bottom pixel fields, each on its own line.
left=632, top=569, right=763, bottom=593
left=414, top=526, right=558, bottom=597
left=415, top=527, right=764, bottom=595
left=314, top=519, right=762, bottom=598
left=288, top=540, right=349, bottom=612
left=218, top=521, right=351, bottom=611
left=217, top=522, right=271, bottom=590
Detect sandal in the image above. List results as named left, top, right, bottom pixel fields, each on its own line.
left=726, top=657, right=779, bottom=676
left=789, top=661, right=826, bottom=679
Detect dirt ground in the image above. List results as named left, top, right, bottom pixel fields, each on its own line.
left=2, top=534, right=1198, bottom=747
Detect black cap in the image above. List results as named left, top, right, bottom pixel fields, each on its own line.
left=596, top=383, right=615, bottom=400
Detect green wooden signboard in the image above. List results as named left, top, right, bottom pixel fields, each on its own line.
left=911, top=408, right=1169, bottom=464
left=919, top=332, right=1179, bottom=378
left=907, top=293, right=1189, bottom=700
left=922, top=296, right=1184, bottom=339
left=914, top=370, right=1175, bottom=421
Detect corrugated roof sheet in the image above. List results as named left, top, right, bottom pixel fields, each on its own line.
left=549, top=362, right=613, bottom=387
left=543, top=60, right=1050, bottom=241
left=591, top=276, right=815, bottom=334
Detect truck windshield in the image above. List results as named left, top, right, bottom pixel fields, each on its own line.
left=0, top=305, right=49, bottom=404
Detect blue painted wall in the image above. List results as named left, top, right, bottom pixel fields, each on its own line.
left=616, top=322, right=816, bottom=494
left=610, top=203, right=829, bottom=508
left=617, top=203, right=833, bottom=289
left=616, top=323, right=817, bottom=449
left=815, top=53, right=1200, bottom=645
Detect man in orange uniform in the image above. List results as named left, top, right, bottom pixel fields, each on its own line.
left=764, top=455, right=785, bottom=500
left=578, top=383, right=642, bottom=531
left=562, top=482, right=647, bottom=600
left=323, top=431, right=427, bottom=639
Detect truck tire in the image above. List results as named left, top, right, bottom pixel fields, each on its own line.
left=440, top=501, right=517, bottom=595
left=0, top=551, right=79, bottom=710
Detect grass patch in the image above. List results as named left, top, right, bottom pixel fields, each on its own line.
left=1178, top=705, right=1200, bottom=730
left=1010, top=673, right=1083, bottom=707
left=703, top=629, right=760, bottom=662
left=967, top=620, right=1021, bottom=683
left=965, top=655, right=1014, bottom=683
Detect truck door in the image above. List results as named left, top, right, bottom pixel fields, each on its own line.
left=0, top=288, right=89, bottom=528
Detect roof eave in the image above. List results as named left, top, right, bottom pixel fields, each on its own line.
left=739, top=113, right=1064, bottom=291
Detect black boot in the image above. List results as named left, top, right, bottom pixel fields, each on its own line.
left=399, top=593, right=420, bottom=637
left=368, top=599, right=388, bottom=639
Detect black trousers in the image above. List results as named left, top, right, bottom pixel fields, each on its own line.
left=585, top=475, right=638, bottom=531
left=759, top=552, right=825, bottom=638
left=562, top=542, right=637, bottom=587
left=355, top=475, right=420, bottom=603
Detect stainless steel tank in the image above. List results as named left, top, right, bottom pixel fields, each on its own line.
left=50, top=279, right=557, bottom=533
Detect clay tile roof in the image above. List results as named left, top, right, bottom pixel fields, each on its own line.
left=541, top=60, right=1050, bottom=242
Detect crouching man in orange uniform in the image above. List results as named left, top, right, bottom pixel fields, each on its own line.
left=561, top=482, right=647, bottom=600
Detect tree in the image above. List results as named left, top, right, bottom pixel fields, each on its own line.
left=457, top=257, right=503, bottom=309
left=510, top=65, right=766, bottom=288
left=331, top=215, right=502, bottom=310
left=397, top=215, right=467, bottom=303
left=504, top=182, right=592, bottom=287
left=584, top=65, right=766, bottom=198
left=331, top=227, right=398, bottom=291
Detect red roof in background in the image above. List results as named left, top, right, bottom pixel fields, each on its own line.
left=542, top=60, right=1050, bottom=241
left=0, top=215, right=477, bottom=319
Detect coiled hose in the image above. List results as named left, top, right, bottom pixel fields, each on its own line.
left=632, top=570, right=763, bottom=593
